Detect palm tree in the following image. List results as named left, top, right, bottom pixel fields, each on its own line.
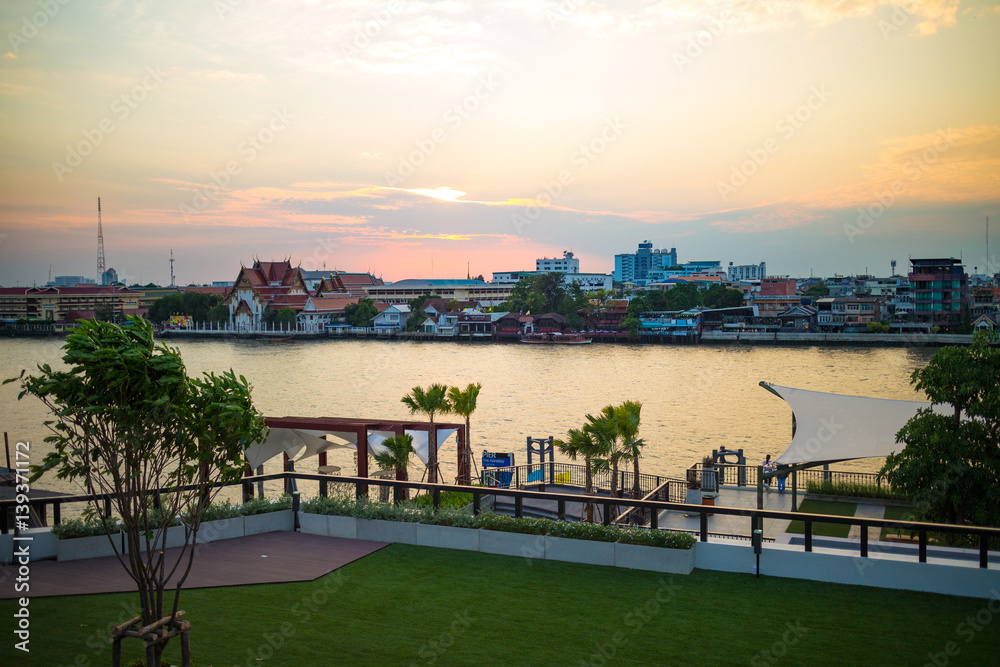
left=614, top=401, right=645, bottom=499
left=588, top=406, right=623, bottom=498
left=555, top=426, right=602, bottom=522
left=447, top=383, right=482, bottom=485
left=401, top=384, right=451, bottom=484
left=372, top=433, right=415, bottom=502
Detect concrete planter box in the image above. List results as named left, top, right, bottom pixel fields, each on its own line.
left=615, top=542, right=695, bottom=574
left=196, top=517, right=245, bottom=544
left=0, top=532, right=13, bottom=564
left=357, top=518, right=418, bottom=545
left=298, top=512, right=329, bottom=536
left=416, top=524, right=480, bottom=552
left=479, top=529, right=546, bottom=559
left=545, top=535, right=615, bottom=566
left=244, top=510, right=294, bottom=536
left=328, top=515, right=358, bottom=539
left=19, top=527, right=58, bottom=562
left=57, top=532, right=124, bottom=561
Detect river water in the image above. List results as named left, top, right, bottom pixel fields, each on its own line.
left=0, top=337, right=938, bottom=501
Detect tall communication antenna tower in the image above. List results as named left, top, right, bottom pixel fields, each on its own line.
left=890, top=259, right=896, bottom=276
left=170, top=249, right=176, bottom=288
left=97, top=197, right=106, bottom=280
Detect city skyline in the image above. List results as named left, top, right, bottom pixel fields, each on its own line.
left=1, top=1, right=998, bottom=286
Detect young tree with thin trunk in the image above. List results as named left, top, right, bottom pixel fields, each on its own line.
left=447, top=383, right=481, bottom=485
left=401, top=384, right=451, bottom=484
left=9, top=317, right=267, bottom=667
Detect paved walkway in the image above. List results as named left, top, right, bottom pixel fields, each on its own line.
left=0, top=531, right=388, bottom=599
left=848, top=504, right=886, bottom=541
left=657, top=486, right=796, bottom=540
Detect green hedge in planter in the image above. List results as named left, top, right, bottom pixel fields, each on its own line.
left=300, top=496, right=478, bottom=528
left=51, top=517, right=120, bottom=539
left=239, top=495, right=293, bottom=516
left=477, top=514, right=695, bottom=550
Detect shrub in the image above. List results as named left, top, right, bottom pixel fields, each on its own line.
left=476, top=513, right=695, bottom=549
left=805, top=479, right=909, bottom=501
left=409, top=491, right=475, bottom=510
left=238, top=495, right=293, bottom=516
left=52, top=517, right=120, bottom=539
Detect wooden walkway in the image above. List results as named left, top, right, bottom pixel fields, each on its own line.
left=0, top=531, right=388, bottom=599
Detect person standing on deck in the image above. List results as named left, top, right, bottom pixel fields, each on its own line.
left=762, top=454, right=775, bottom=494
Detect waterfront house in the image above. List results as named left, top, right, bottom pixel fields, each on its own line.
left=372, top=304, right=410, bottom=331
left=774, top=304, right=818, bottom=332
left=458, top=311, right=493, bottom=336
left=495, top=312, right=523, bottom=338
left=534, top=313, right=566, bottom=333
left=298, top=296, right=359, bottom=332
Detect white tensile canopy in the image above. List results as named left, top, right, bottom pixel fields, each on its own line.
left=763, top=383, right=952, bottom=465
left=367, top=429, right=459, bottom=465
left=244, top=427, right=457, bottom=470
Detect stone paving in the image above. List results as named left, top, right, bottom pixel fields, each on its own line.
left=657, top=486, right=796, bottom=540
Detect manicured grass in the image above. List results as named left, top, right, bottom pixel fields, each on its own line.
left=3, top=544, right=997, bottom=666
left=787, top=498, right=858, bottom=538
left=881, top=504, right=918, bottom=541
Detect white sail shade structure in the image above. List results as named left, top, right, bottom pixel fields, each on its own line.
left=367, top=429, right=458, bottom=465
left=763, top=383, right=952, bottom=465
left=246, top=426, right=457, bottom=468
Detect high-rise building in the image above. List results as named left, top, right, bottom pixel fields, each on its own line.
left=614, top=241, right=677, bottom=284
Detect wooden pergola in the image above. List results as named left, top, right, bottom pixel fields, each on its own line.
left=262, top=416, right=470, bottom=484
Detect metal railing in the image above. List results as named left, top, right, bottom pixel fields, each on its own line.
left=6, top=472, right=998, bottom=569
left=707, top=464, right=886, bottom=489
left=479, top=462, right=673, bottom=499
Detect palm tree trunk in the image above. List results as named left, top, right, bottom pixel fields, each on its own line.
left=585, top=457, right=594, bottom=523
left=464, top=416, right=472, bottom=485
left=428, top=417, right=437, bottom=484
left=632, top=456, right=641, bottom=499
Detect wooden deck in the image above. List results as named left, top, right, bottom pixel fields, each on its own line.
left=0, top=531, right=388, bottom=599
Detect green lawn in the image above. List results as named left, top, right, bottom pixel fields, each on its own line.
left=3, top=543, right=996, bottom=666
left=786, top=498, right=858, bottom=538
left=881, top=504, right=918, bottom=541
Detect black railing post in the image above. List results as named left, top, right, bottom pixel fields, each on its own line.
left=919, top=530, right=927, bottom=563
left=650, top=507, right=658, bottom=531
left=514, top=495, right=522, bottom=519
left=603, top=501, right=611, bottom=526
left=558, top=499, right=566, bottom=522
left=356, top=481, right=364, bottom=502
left=103, top=497, right=111, bottom=518
left=292, top=491, right=300, bottom=532
left=860, top=524, right=868, bottom=557
left=393, top=484, right=402, bottom=506
left=804, top=520, right=813, bottom=552
left=242, top=479, right=251, bottom=504
left=320, top=479, right=328, bottom=498
left=549, top=460, right=554, bottom=485
left=473, top=491, right=481, bottom=516
left=981, top=536, right=988, bottom=569
left=699, top=512, right=708, bottom=542
left=791, top=469, right=797, bottom=511
left=53, top=501, right=61, bottom=526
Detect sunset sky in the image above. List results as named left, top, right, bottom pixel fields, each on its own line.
left=1, top=0, right=998, bottom=286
